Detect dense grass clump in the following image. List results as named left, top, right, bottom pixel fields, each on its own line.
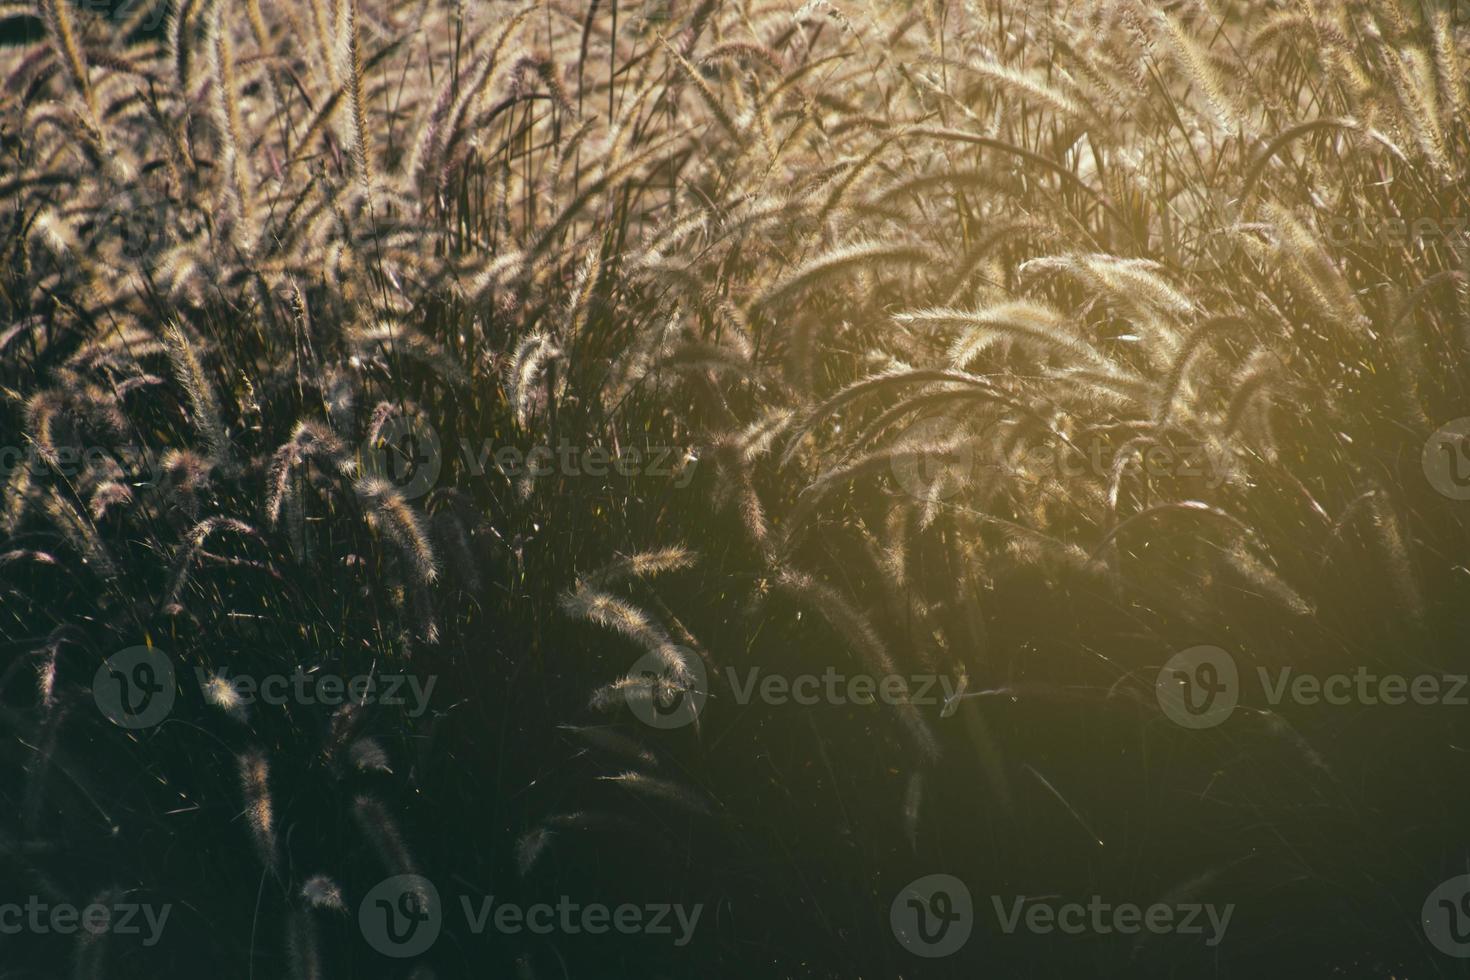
left=2, top=0, right=1470, bottom=976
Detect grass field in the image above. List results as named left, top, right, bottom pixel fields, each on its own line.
left=3, top=0, right=1470, bottom=976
